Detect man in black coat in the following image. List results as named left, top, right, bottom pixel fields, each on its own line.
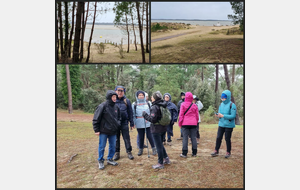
left=176, top=92, right=185, bottom=140
left=93, top=90, right=121, bottom=170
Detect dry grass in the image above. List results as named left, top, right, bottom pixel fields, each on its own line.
left=57, top=109, right=244, bottom=188
left=151, top=26, right=243, bottom=63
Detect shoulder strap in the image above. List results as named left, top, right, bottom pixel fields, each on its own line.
left=123, top=98, right=127, bottom=107
left=147, top=102, right=151, bottom=110
left=134, top=102, right=137, bottom=118
left=184, top=103, right=193, bottom=115
left=230, top=102, right=232, bottom=109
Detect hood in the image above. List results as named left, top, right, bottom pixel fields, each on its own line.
left=135, top=90, right=146, bottom=103
left=185, top=92, right=193, bottom=102
left=106, top=90, right=118, bottom=105
left=163, top=93, right=172, bottom=102
left=222, top=90, right=231, bottom=104
left=152, top=99, right=167, bottom=108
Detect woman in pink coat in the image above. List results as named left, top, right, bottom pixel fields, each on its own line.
left=178, top=92, right=199, bottom=157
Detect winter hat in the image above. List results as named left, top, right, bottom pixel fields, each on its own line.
left=152, top=91, right=162, bottom=101
left=106, top=90, right=118, bottom=105
left=115, top=85, right=126, bottom=93
left=136, top=90, right=145, bottom=97
left=180, top=92, right=185, bottom=96
left=221, top=93, right=227, bottom=99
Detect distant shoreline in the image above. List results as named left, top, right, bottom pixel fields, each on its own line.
left=152, top=19, right=232, bottom=21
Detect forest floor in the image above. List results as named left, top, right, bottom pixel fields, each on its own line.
left=56, top=109, right=244, bottom=188
left=151, top=25, right=243, bottom=63
left=58, top=42, right=149, bottom=63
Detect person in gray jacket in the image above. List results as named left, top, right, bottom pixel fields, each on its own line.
left=132, top=91, right=157, bottom=156
left=189, top=95, right=203, bottom=144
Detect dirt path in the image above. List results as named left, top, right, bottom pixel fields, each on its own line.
left=151, top=31, right=198, bottom=43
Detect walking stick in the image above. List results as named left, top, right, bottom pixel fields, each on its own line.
left=144, top=118, right=150, bottom=158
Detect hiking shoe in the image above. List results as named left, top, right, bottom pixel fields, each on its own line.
left=192, top=154, right=197, bottom=157
left=143, top=144, right=148, bottom=148
left=177, top=137, right=183, bottom=140
left=180, top=154, right=187, bottom=158
left=113, top=152, right=120, bottom=161
left=152, top=147, right=157, bottom=155
left=107, top=159, right=118, bottom=166
left=127, top=152, right=134, bottom=160
left=167, top=142, right=172, bottom=146
left=225, top=152, right=231, bottom=158
left=98, top=160, right=105, bottom=170
left=137, top=149, right=143, bottom=156
left=211, top=150, right=219, bottom=157
left=163, top=141, right=166, bottom=145
left=163, top=157, right=171, bottom=164
left=152, top=163, right=164, bottom=169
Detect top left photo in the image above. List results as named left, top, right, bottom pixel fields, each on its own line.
left=55, top=1, right=150, bottom=63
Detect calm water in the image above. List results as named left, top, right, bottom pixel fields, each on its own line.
left=151, top=20, right=234, bottom=26
left=84, top=24, right=146, bottom=45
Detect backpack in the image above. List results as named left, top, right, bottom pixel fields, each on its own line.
left=133, top=101, right=151, bottom=118
left=155, top=106, right=171, bottom=126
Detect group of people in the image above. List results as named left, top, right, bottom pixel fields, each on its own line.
left=92, top=85, right=237, bottom=170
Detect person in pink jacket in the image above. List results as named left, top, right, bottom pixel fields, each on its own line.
left=178, top=92, right=199, bottom=157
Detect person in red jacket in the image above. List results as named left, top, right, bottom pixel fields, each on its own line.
left=178, top=92, right=199, bottom=157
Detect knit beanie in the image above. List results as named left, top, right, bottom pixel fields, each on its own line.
left=221, top=93, right=227, bottom=99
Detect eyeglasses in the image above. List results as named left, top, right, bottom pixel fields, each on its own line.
left=117, top=90, right=124, bottom=92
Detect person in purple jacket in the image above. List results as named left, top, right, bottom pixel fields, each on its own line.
left=178, top=92, right=199, bottom=158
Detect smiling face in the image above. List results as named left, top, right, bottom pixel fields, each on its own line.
left=116, top=88, right=124, bottom=98
left=164, top=95, right=170, bottom=101
left=138, top=93, right=145, bottom=99
left=111, top=95, right=117, bottom=102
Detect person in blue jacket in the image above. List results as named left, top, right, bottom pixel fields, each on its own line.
left=211, top=90, right=237, bottom=158
left=162, top=93, right=178, bottom=145
left=113, top=85, right=135, bottom=160
left=132, top=90, right=157, bottom=156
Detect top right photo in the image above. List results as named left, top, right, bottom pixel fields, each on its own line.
left=151, top=1, right=244, bottom=63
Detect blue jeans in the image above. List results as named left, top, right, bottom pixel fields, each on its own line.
left=152, top=132, right=168, bottom=164
left=98, top=134, right=116, bottom=161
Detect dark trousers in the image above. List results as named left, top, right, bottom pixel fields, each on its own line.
left=188, top=123, right=200, bottom=139
left=152, top=132, right=168, bottom=164
left=163, top=124, right=173, bottom=142
left=115, top=124, right=132, bottom=153
left=137, top=128, right=155, bottom=149
left=215, top=126, right=233, bottom=153
left=182, top=127, right=197, bottom=155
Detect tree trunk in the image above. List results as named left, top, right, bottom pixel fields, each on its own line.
left=215, top=64, right=219, bottom=93
left=223, top=64, right=240, bottom=125
left=86, top=2, right=97, bottom=63
left=145, top=2, right=149, bottom=53
left=65, top=65, right=73, bottom=114
left=73, top=2, right=83, bottom=62
left=126, top=13, right=130, bottom=53
left=201, top=66, right=204, bottom=81
left=64, top=2, right=69, bottom=63
left=136, top=2, right=145, bottom=63
left=79, top=2, right=86, bottom=62
left=68, top=1, right=76, bottom=58
left=56, top=3, right=59, bottom=61
left=58, top=2, right=64, bottom=59
left=232, top=64, right=235, bottom=84
left=130, top=9, right=137, bottom=51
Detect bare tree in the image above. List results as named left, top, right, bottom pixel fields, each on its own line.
left=223, top=64, right=240, bottom=125
left=64, top=2, right=69, bottom=62
left=58, top=2, right=64, bottom=59
left=136, top=2, right=145, bottom=63
left=79, top=2, right=86, bottom=62
left=232, top=64, right=235, bottom=84
left=145, top=2, right=149, bottom=53
left=68, top=1, right=76, bottom=58
left=56, top=3, right=59, bottom=61
left=65, top=65, right=73, bottom=114
left=86, top=2, right=97, bottom=63
left=129, top=3, right=137, bottom=51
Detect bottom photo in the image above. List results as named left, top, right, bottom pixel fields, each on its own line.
left=56, top=64, right=244, bottom=188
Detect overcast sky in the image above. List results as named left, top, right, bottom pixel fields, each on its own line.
left=151, top=2, right=234, bottom=20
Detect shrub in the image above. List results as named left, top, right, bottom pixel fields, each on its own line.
left=118, top=38, right=124, bottom=59
left=95, top=42, right=105, bottom=54
left=202, top=106, right=217, bottom=124
left=151, top=23, right=168, bottom=32
left=81, top=88, right=105, bottom=113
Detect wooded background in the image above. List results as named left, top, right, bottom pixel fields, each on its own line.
left=56, top=64, right=244, bottom=124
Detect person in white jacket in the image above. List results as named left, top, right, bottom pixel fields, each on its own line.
left=189, top=95, right=203, bottom=144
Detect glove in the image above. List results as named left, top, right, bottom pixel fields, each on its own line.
left=142, top=111, right=148, bottom=117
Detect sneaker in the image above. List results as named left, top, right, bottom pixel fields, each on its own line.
left=225, top=152, right=231, bottom=158
left=152, top=163, right=164, bottom=169
left=211, top=150, right=219, bottom=157
left=98, top=160, right=105, bottom=170
left=180, top=154, right=187, bottom=158
left=177, top=137, right=183, bottom=140
left=192, top=154, right=197, bottom=157
left=137, top=149, right=143, bottom=156
left=113, top=152, right=120, bottom=161
left=167, top=142, right=172, bottom=146
left=127, top=152, right=134, bottom=160
left=143, top=144, right=148, bottom=148
left=163, top=157, right=171, bottom=164
left=107, top=159, right=118, bottom=166
left=152, top=147, right=157, bottom=155
left=163, top=141, right=166, bottom=145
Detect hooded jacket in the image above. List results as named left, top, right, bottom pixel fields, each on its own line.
left=218, top=90, right=236, bottom=128
left=132, top=91, right=151, bottom=129
left=115, top=94, right=134, bottom=127
left=143, top=99, right=168, bottom=133
left=178, top=92, right=199, bottom=127
left=177, top=92, right=185, bottom=116
left=163, top=93, right=178, bottom=123
left=193, top=95, right=203, bottom=123
left=92, top=90, right=121, bottom=135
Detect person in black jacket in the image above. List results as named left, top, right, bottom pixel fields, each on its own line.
left=113, top=85, right=135, bottom=160
left=142, top=91, right=171, bottom=169
left=176, top=92, right=185, bottom=140
left=93, top=90, right=121, bottom=170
